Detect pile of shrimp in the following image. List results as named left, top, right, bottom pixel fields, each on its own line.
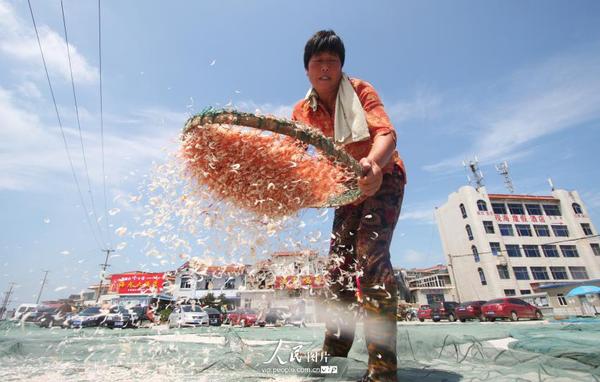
left=181, top=124, right=353, bottom=217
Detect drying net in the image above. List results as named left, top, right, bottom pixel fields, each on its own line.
left=181, top=109, right=363, bottom=218
left=2, top=319, right=600, bottom=381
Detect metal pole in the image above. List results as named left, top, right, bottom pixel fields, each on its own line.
left=95, top=249, right=113, bottom=303
left=35, top=271, right=49, bottom=305
left=0, top=283, right=16, bottom=320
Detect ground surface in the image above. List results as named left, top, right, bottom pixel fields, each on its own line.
left=1, top=319, right=599, bottom=381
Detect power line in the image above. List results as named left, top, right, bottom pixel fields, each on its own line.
left=60, top=0, right=107, bottom=246
left=96, top=249, right=114, bottom=303
left=27, top=0, right=104, bottom=250
left=450, top=234, right=600, bottom=259
left=98, top=0, right=112, bottom=249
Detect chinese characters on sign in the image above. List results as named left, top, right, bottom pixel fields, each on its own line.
left=109, top=273, right=165, bottom=294
left=273, top=275, right=325, bottom=290
left=477, top=211, right=564, bottom=224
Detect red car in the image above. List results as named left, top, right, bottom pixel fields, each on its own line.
left=417, top=305, right=432, bottom=322
left=482, top=298, right=543, bottom=322
left=226, top=308, right=258, bottom=326
left=455, top=300, right=487, bottom=322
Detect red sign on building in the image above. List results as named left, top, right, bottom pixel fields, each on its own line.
left=109, top=273, right=165, bottom=295
left=274, top=275, right=325, bottom=290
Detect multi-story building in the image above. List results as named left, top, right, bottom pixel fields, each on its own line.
left=401, top=265, right=457, bottom=306
left=436, top=185, right=600, bottom=306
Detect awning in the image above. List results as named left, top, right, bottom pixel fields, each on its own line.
left=566, top=285, right=600, bottom=297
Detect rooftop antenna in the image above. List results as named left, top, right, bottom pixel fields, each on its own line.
left=548, top=178, right=555, bottom=191
left=462, top=156, right=484, bottom=190
left=495, top=161, right=515, bottom=193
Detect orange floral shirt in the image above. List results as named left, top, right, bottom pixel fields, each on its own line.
left=291, top=78, right=406, bottom=182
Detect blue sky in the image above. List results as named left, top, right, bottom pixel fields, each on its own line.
left=1, top=0, right=600, bottom=308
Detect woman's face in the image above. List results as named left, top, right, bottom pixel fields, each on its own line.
left=306, top=51, right=342, bottom=98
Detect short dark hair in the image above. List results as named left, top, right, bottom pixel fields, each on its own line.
left=303, top=30, right=345, bottom=70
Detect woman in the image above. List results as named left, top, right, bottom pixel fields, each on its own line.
left=292, top=30, right=406, bottom=382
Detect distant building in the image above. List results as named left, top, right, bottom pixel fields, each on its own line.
left=402, top=264, right=457, bottom=306
left=435, top=185, right=600, bottom=314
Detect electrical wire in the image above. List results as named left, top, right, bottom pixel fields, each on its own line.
left=98, top=0, right=112, bottom=250
left=27, top=0, right=103, bottom=250
left=59, top=0, right=107, bottom=246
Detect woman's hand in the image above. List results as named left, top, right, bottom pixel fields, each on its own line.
left=358, top=157, right=383, bottom=197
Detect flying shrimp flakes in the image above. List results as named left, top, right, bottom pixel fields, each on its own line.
left=180, top=124, right=354, bottom=217
left=125, top=148, right=332, bottom=270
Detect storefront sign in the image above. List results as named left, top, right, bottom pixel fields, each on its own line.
left=109, top=273, right=165, bottom=294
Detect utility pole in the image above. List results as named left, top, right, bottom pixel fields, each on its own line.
left=95, top=249, right=114, bottom=303
left=0, top=282, right=16, bottom=320
left=35, top=270, right=49, bottom=305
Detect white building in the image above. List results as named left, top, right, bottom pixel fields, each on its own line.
left=399, top=265, right=458, bottom=306
left=435, top=185, right=600, bottom=309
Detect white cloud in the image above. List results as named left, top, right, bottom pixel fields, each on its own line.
left=387, top=89, right=442, bottom=123
left=233, top=100, right=294, bottom=119
left=424, top=46, right=600, bottom=173
left=0, top=85, right=181, bottom=191
left=0, top=0, right=98, bottom=84
left=398, top=207, right=435, bottom=224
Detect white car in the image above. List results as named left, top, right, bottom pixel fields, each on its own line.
left=11, top=304, right=38, bottom=321
left=168, top=305, right=209, bottom=328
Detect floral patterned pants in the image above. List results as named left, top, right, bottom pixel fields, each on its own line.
left=322, top=165, right=405, bottom=382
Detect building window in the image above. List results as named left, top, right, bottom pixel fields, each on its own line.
left=504, top=289, right=516, bottom=296
left=472, top=245, right=480, bottom=262
left=460, top=203, right=467, bottom=218
left=531, top=267, right=550, bottom=280
left=483, top=221, right=495, bottom=234
left=520, top=290, right=532, bottom=295
left=513, top=267, right=530, bottom=280
left=569, top=266, right=589, bottom=280
left=465, top=224, right=474, bottom=240
left=499, top=224, right=514, bottom=236
left=516, top=224, right=532, bottom=237
left=507, top=203, right=525, bottom=215
left=560, top=245, right=579, bottom=257
left=534, top=225, right=550, bottom=237
left=490, top=242, right=501, bottom=256
left=506, top=244, right=522, bottom=257
left=523, top=245, right=541, bottom=257
left=552, top=225, right=569, bottom=237
left=477, top=200, right=488, bottom=212
left=550, top=266, right=569, bottom=280
left=497, top=265, right=510, bottom=279
left=572, top=203, right=583, bottom=214
left=478, top=268, right=487, bottom=285
left=557, top=294, right=567, bottom=306
left=581, top=223, right=593, bottom=236
left=542, top=245, right=560, bottom=257
left=180, top=277, right=192, bottom=289
left=591, top=243, right=600, bottom=256
left=492, top=203, right=507, bottom=214
left=525, top=204, right=543, bottom=215
left=543, top=204, right=562, bottom=216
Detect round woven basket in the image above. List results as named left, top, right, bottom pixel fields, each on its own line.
left=182, top=108, right=363, bottom=207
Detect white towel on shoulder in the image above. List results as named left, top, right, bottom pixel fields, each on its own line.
left=305, top=73, right=370, bottom=146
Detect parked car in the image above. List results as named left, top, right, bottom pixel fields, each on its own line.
left=227, top=308, right=258, bottom=327
left=69, top=307, right=107, bottom=328
left=431, top=301, right=460, bottom=322
left=455, top=301, right=487, bottom=322
left=417, top=305, right=432, bottom=322
left=168, top=305, right=209, bottom=328
left=264, top=307, right=290, bottom=325
left=482, top=298, right=543, bottom=322
left=204, top=307, right=223, bottom=326
left=104, top=306, right=136, bottom=329
left=11, top=304, right=37, bottom=321
left=35, top=304, right=73, bottom=328
left=129, top=306, right=154, bottom=326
